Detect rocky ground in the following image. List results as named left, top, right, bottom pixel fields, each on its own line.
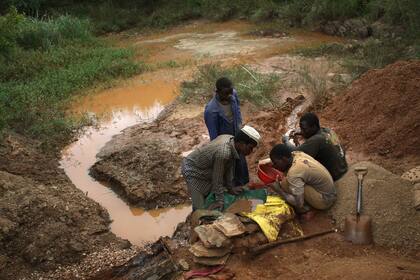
left=89, top=102, right=208, bottom=209
left=0, top=134, right=133, bottom=280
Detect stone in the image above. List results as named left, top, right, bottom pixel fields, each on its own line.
left=189, top=241, right=232, bottom=258
left=191, top=210, right=222, bottom=228
left=414, top=184, right=420, bottom=211
left=194, top=224, right=231, bottom=248
left=213, top=213, right=246, bottom=237
left=401, top=166, right=420, bottom=183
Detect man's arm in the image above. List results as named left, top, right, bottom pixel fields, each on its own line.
left=296, top=137, right=321, bottom=158
left=204, top=109, right=219, bottom=141
left=232, top=89, right=242, bottom=127
left=271, top=177, right=306, bottom=212
left=285, top=177, right=306, bottom=212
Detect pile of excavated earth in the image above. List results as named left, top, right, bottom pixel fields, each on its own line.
left=324, top=60, right=420, bottom=253
left=322, top=60, right=420, bottom=174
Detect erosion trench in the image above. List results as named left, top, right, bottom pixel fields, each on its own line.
left=61, top=21, right=340, bottom=246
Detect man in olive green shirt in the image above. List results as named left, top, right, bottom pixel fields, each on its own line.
left=283, top=112, right=348, bottom=181
left=269, top=144, right=336, bottom=214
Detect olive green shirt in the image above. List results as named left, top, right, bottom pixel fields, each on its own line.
left=297, top=128, right=348, bottom=181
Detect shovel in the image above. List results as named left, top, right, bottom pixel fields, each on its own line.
left=343, top=166, right=373, bottom=245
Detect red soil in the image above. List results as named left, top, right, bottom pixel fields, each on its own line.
left=322, top=60, right=420, bottom=173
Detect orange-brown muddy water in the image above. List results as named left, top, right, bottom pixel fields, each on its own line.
left=60, top=20, right=341, bottom=246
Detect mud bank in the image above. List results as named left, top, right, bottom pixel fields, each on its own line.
left=89, top=102, right=208, bottom=209
left=0, top=134, right=129, bottom=280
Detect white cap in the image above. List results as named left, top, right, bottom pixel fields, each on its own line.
left=241, top=125, right=261, bottom=144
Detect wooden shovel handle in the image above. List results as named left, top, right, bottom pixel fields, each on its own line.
left=250, top=228, right=338, bottom=255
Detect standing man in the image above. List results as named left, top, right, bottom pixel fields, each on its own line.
left=269, top=144, right=336, bottom=214
left=283, top=112, right=348, bottom=181
left=204, top=77, right=249, bottom=186
left=181, top=125, right=260, bottom=211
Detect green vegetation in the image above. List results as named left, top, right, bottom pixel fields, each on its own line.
left=295, top=38, right=420, bottom=78
left=0, top=9, right=143, bottom=148
left=2, top=1, right=419, bottom=37
left=180, top=63, right=280, bottom=107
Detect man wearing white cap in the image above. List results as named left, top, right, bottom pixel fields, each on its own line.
left=182, top=125, right=261, bottom=211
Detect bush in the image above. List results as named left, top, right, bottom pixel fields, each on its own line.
left=16, top=15, right=92, bottom=50
left=0, top=7, right=24, bottom=58
left=306, top=0, right=365, bottom=22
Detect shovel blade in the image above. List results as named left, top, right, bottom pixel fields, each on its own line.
left=343, top=214, right=373, bottom=245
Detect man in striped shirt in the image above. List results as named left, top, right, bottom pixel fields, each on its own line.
left=182, top=125, right=261, bottom=211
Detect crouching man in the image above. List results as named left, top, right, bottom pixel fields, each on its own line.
left=269, top=144, right=336, bottom=215
left=181, top=125, right=261, bottom=211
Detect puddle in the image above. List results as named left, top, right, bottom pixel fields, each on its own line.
left=61, top=78, right=191, bottom=245
left=61, top=20, right=342, bottom=246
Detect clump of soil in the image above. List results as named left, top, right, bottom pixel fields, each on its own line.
left=90, top=110, right=209, bottom=209
left=322, top=60, right=420, bottom=173
left=331, top=161, right=420, bottom=253
left=0, top=134, right=127, bottom=280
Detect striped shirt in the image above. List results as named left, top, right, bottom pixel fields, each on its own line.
left=182, top=135, right=239, bottom=203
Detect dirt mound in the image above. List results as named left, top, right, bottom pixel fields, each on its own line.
left=322, top=60, right=420, bottom=173
left=90, top=109, right=209, bottom=209
left=330, top=161, right=420, bottom=252
left=0, top=134, right=128, bottom=280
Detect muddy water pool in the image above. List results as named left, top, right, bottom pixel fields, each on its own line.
left=60, top=21, right=341, bottom=246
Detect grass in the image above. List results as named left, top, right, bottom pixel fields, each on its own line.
left=294, top=38, right=420, bottom=78
left=2, top=0, right=420, bottom=37
left=295, top=65, right=329, bottom=110
left=0, top=10, right=144, bottom=149
left=180, top=63, right=280, bottom=107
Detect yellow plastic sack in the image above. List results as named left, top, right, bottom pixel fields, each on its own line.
left=241, top=196, right=295, bottom=242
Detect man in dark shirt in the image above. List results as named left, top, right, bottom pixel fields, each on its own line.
left=283, top=112, right=348, bottom=181
left=204, top=77, right=249, bottom=186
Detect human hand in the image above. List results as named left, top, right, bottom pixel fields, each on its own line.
left=258, top=158, right=272, bottom=165
left=229, top=186, right=244, bottom=195
left=207, top=201, right=223, bottom=211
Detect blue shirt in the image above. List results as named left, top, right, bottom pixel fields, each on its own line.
left=204, top=89, right=242, bottom=140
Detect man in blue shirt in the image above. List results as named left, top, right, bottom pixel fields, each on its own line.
left=204, top=77, right=249, bottom=186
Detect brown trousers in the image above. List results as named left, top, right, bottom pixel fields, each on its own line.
left=281, top=178, right=332, bottom=210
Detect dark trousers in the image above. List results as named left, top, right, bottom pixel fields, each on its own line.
left=234, top=154, right=249, bottom=186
